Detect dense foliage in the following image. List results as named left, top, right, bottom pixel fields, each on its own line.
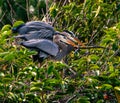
left=0, top=0, right=120, bottom=102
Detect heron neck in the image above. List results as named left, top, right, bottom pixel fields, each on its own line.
left=54, top=51, right=67, bottom=61
left=54, top=45, right=73, bottom=61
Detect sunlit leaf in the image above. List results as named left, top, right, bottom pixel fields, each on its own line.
left=88, top=54, right=99, bottom=62
left=78, top=96, right=90, bottom=103
left=31, top=81, right=43, bottom=87
left=14, top=81, right=25, bottom=86
left=90, top=64, right=99, bottom=70
left=30, top=87, right=42, bottom=92
left=13, top=21, right=24, bottom=28
left=8, top=92, right=17, bottom=100
left=1, top=24, right=11, bottom=32
left=3, top=51, right=16, bottom=61
left=0, top=72, right=5, bottom=77
left=94, top=6, right=100, bottom=17
left=44, top=79, right=60, bottom=85
left=101, top=84, right=113, bottom=90
left=114, top=86, right=120, bottom=92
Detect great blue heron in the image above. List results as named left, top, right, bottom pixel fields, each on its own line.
left=12, top=21, right=84, bottom=62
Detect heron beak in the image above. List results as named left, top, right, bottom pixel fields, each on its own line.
left=67, top=36, right=85, bottom=47
left=61, top=36, right=85, bottom=48
left=61, top=32, right=85, bottom=47
left=61, top=38, right=79, bottom=48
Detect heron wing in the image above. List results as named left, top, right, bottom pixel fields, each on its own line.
left=27, top=29, right=54, bottom=40
left=17, top=21, right=55, bottom=40
left=15, top=29, right=54, bottom=40
left=25, top=21, right=54, bottom=30
left=21, top=39, right=59, bottom=56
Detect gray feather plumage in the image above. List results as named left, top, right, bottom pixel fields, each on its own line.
left=15, top=29, right=54, bottom=40
left=21, top=39, right=59, bottom=56
left=18, top=21, right=55, bottom=36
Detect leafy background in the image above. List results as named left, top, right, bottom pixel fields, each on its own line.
left=0, top=0, right=120, bottom=102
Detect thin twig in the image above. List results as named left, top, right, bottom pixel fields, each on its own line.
left=0, top=11, right=7, bottom=25
left=15, top=2, right=26, bottom=11
left=68, top=68, right=76, bottom=75
left=7, top=0, right=17, bottom=24
left=45, top=0, right=49, bottom=22
left=96, top=47, right=108, bottom=64
left=58, top=0, right=62, bottom=7
left=52, top=11, right=62, bottom=26
left=63, top=0, right=68, bottom=6
left=26, top=0, right=30, bottom=20
left=100, top=47, right=120, bottom=70
left=88, top=23, right=105, bottom=45
left=78, top=46, right=106, bottom=49
left=65, top=95, right=77, bottom=103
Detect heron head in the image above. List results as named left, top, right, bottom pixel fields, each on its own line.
left=63, top=30, right=75, bottom=37
left=56, top=31, right=85, bottom=48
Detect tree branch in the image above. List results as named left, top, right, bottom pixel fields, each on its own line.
left=78, top=46, right=106, bottom=49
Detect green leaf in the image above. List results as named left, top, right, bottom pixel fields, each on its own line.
left=2, top=77, right=14, bottom=83
left=101, top=35, right=114, bottom=46
left=0, top=92, right=4, bottom=97
left=34, top=97, right=42, bottom=103
left=101, top=84, right=113, bottom=90
left=78, top=58, right=87, bottom=67
left=90, top=64, right=99, bottom=70
left=1, top=24, right=11, bottom=32
left=0, top=52, right=9, bottom=57
left=25, top=93, right=36, bottom=98
left=114, top=86, right=120, bottom=92
left=0, top=0, right=3, bottom=6
left=30, top=87, right=42, bottom=92
left=13, top=21, right=24, bottom=28
left=43, top=86, right=53, bottom=91
left=44, top=79, right=60, bottom=85
left=53, top=69, right=61, bottom=79
left=18, top=72, right=26, bottom=78
left=114, top=86, right=120, bottom=95
left=116, top=22, right=120, bottom=29
left=78, top=96, right=90, bottom=103
left=25, top=50, right=37, bottom=56
left=30, top=71, right=37, bottom=77
left=8, top=92, right=17, bottom=101
left=88, top=54, right=99, bottom=62
left=31, top=81, right=43, bottom=87
left=0, top=72, right=5, bottom=77
left=3, top=51, right=16, bottom=61
left=94, top=6, right=101, bottom=18
left=49, top=5, right=58, bottom=17
left=47, top=65, right=54, bottom=74
left=109, top=72, right=118, bottom=78
left=97, top=100, right=104, bottom=103
left=14, top=81, right=25, bottom=86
